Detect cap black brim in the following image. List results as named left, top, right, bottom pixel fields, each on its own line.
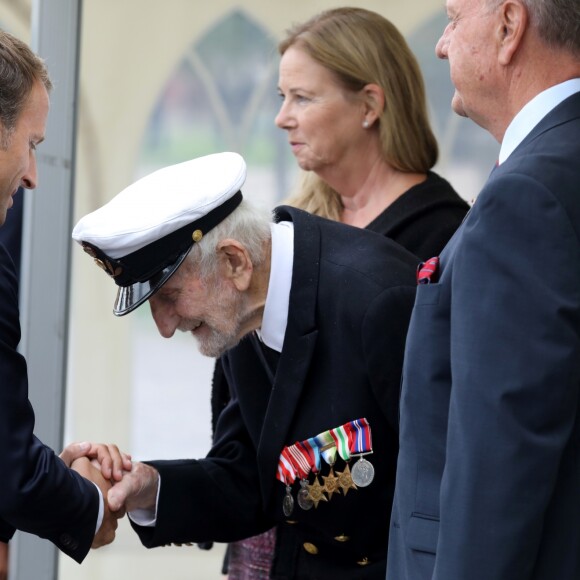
left=113, top=248, right=191, bottom=316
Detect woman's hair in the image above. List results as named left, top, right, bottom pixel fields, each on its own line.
left=0, top=29, right=52, bottom=148
left=279, top=7, right=438, bottom=220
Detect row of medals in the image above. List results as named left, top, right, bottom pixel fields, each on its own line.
left=283, top=455, right=375, bottom=517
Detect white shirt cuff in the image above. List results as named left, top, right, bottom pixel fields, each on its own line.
left=92, top=483, right=104, bottom=534
left=127, top=473, right=161, bottom=528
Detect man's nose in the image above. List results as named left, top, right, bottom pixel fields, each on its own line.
left=435, top=25, right=450, bottom=60
left=149, top=300, right=178, bottom=338
left=21, top=153, right=38, bottom=189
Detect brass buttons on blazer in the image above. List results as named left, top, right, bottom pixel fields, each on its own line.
left=303, top=542, right=319, bottom=555
left=357, top=556, right=370, bottom=566
left=334, top=534, right=350, bottom=542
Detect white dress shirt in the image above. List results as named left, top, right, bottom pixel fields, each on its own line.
left=256, top=221, right=294, bottom=353
left=499, top=78, right=580, bottom=164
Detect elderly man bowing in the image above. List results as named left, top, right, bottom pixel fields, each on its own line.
left=73, top=152, right=417, bottom=579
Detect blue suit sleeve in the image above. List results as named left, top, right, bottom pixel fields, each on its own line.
left=434, top=174, right=580, bottom=579
left=0, top=245, right=99, bottom=562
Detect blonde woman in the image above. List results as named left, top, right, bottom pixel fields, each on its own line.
left=221, top=8, right=468, bottom=580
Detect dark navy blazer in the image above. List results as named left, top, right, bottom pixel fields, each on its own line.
left=0, top=244, right=98, bottom=562
left=132, top=206, right=419, bottom=579
left=389, top=92, right=580, bottom=580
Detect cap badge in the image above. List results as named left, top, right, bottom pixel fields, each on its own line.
left=82, top=243, right=123, bottom=278
left=94, top=258, right=123, bottom=278
left=192, top=229, right=203, bottom=243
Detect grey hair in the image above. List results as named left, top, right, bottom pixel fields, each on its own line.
left=185, top=199, right=273, bottom=279
left=488, top=0, right=580, bottom=54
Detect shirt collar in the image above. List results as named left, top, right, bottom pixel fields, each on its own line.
left=499, top=78, right=580, bottom=164
left=257, top=221, right=294, bottom=352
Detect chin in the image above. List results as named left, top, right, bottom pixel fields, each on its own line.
left=296, top=158, right=313, bottom=171
left=196, top=340, right=224, bottom=358
left=196, top=332, right=241, bottom=358
left=451, top=93, right=468, bottom=118
left=293, top=153, right=318, bottom=172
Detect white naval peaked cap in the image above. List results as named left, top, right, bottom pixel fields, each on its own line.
left=72, top=151, right=246, bottom=316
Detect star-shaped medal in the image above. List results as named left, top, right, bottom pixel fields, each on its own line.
left=306, top=476, right=329, bottom=508
left=336, top=464, right=358, bottom=496
left=322, top=467, right=340, bottom=500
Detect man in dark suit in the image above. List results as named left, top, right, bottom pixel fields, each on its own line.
left=0, top=183, right=22, bottom=580
left=72, top=151, right=418, bottom=578
left=0, top=29, right=129, bottom=565
left=387, top=1, right=580, bottom=579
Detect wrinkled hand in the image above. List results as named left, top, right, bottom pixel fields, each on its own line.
left=71, top=457, right=124, bottom=548
left=108, top=461, right=159, bottom=514
left=0, top=541, right=8, bottom=580
left=60, top=441, right=132, bottom=482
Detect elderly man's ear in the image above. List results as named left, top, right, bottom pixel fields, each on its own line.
left=497, top=0, right=528, bottom=66
left=217, top=239, right=254, bottom=291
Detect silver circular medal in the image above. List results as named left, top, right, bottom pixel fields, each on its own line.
left=351, top=457, right=375, bottom=487
left=283, top=488, right=295, bottom=517
left=297, top=481, right=313, bottom=510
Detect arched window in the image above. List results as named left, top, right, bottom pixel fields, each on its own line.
left=137, top=9, right=296, bottom=208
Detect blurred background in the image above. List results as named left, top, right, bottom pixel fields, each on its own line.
left=0, top=0, right=498, bottom=578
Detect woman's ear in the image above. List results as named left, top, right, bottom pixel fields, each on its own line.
left=217, top=239, right=253, bottom=291
left=361, top=83, right=385, bottom=127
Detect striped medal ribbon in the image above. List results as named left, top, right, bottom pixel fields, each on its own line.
left=287, top=441, right=315, bottom=511
left=314, top=430, right=340, bottom=500
left=330, top=424, right=357, bottom=495
left=276, top=446, right=298, bottom=517
left=348, top=418, right=375, bottom=488
left=304, top=437, right=327, bottom=508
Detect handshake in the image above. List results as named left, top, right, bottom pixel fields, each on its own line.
left=60, top=442, right=160, bottom=549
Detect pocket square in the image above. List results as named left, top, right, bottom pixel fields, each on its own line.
left=416, top=257, right=440, bottom=285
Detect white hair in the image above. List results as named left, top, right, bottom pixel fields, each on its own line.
left=185, top=199, right=273, bottom=279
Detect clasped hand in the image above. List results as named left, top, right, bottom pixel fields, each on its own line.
left=59, top=442, right=132, bottom=548
left=60, top=443, right=159, bottom=549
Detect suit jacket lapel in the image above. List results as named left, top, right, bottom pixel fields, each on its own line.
left=513, top=91, right=580, bottom=155
left=257, top=207, right=320, bottom=506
